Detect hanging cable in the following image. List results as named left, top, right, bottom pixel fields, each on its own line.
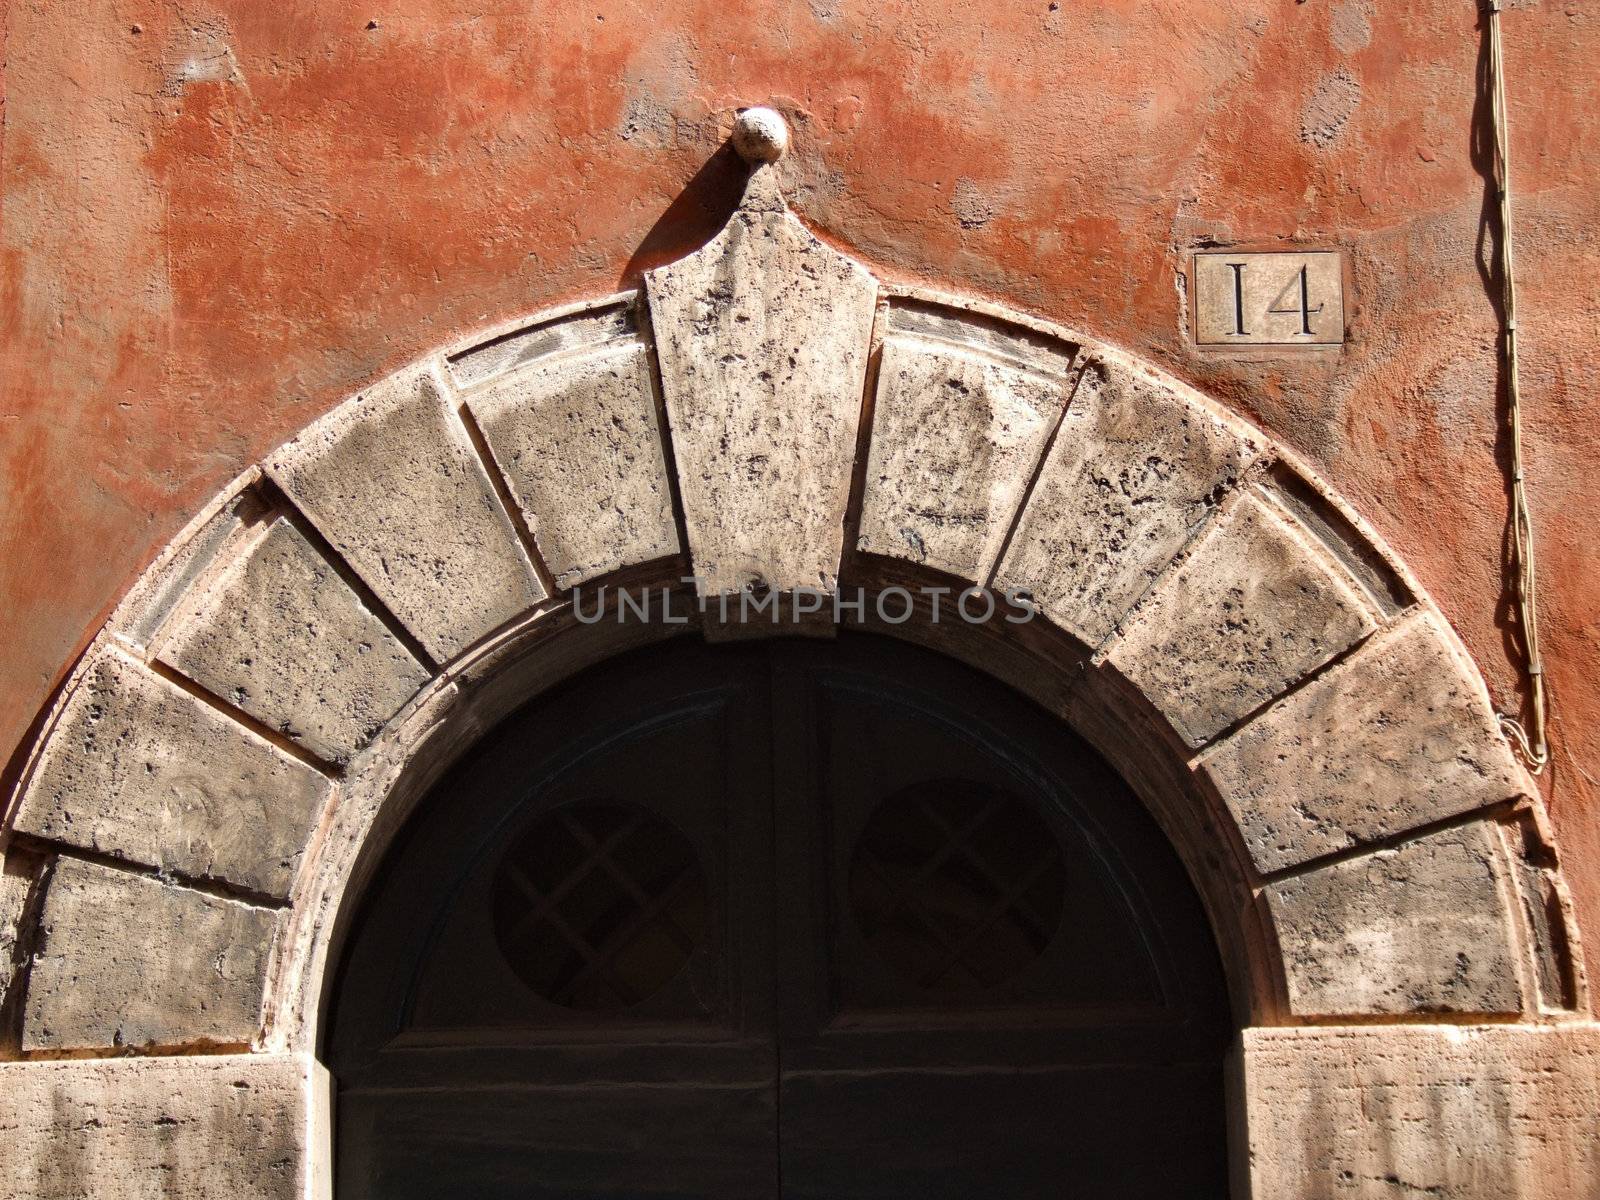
left=1484, top=0, right=1549, bottom=773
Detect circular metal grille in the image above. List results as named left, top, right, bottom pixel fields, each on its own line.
left=848, top=782, right=1067, bottom=994
left=491, top=802, right=708, bottom=1010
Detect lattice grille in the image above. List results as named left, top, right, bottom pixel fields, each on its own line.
left=492, top=802, right=708, bottom=1010
left=848, top=783, right=1067, bottom=994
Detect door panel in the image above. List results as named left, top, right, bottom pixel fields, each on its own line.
left=330, top=647, right=779, bottom=1200
left=327, top=634, right=1233, bottom=1199
left=768, top=640, right=1231, bottom=1199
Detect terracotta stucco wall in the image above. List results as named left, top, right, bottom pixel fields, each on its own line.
left=2, top=0, right=1596, bottom=992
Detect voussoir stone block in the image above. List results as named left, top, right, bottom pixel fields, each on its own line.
left=1201, top=608, right=1527, bottom=874
left=465, top=339, right=680, bottom=589
left=645, top=168, right=877, bottom=596
left=1243, top=1024, right=1600, bottom=1199
left=1264, top=823, right=1525, bottom=1016
left=24, top=857, right=277, bottom=1051
left=0, top=858, right=32, bottom=1020
left=1106, top=490, right=1378, bottom=747
left=0, top=1053, right=330, bottom=1200
left=157, top=515, right=432, bottom=764
left=995, top=354, right=1264, bottom=648
left=858, top=332, right=1067, bottom=581
left=266, top=362, right=543, bottom=663
left=11, top=650, right=327, bottom=898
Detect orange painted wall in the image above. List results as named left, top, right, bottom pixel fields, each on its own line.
left=2, top=0, right=1597, bottom=992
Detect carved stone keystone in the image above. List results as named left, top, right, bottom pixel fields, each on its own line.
left=645, top=166, right=877, bottom=598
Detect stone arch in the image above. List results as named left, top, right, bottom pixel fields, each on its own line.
left=2, top=159, right=1596, bottom=1198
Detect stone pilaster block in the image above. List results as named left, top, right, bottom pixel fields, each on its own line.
left=11, top=650, right=327, bottom=899
left=1243, top=1024, right=1600, bottom=1199
left=645, top=170, right=877, bottom=597
left=23, top=858, right=277, bottom=1051
left=858, top=332, right=1066, bottom=581
left=1106, top=490, right=1378, bottom=747
left=1200, top=609, right=1528, bottom=873
left=0, top=1053, right=330, bottom=1200
left=466, top=340, right=679, bottom=589
left=158, top=516, right=432, bottom=764
left=1264, top=823, right=1525, bottom=1016
left=266, top=363, right=543, bottom=663
left=995, top=354, right=1264, bottom=646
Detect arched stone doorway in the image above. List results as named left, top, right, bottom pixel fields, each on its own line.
left=1, top=135, right=1595, bottom=1198
left=327, top=633, right=1233, bottom=1198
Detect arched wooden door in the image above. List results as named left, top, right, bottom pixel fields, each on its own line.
left=326, top=633, right=1233, bottom=1199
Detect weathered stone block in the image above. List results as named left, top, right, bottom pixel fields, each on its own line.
left=24, top=858, right=277, bottom=1051
left=645, top=169, right=877, bottom=596
left=466, top=340, right=680, bottom=589
left=266, top=363, right=543, bottom=663
left=858, top=333, right=1065, bottom=581
left=1243, top=1024, right=1600, bottom=1199
left=1200, top=609, right=1527, bottom=873
left=995, top=354, right=1263, bottom=647
left=1265, top=823, right=1525, bottom=1016
left=158, top=516, right=432, bottom=764
left=0, top=856, right=33, bottom=1025
left=11, top=650, right=327, bottom=899
left=0, top=1053, right=330, bottom=1200
left=1106, top=490, right=1378, bottom=746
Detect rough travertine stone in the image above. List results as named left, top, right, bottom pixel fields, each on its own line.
left=266, top=363, right=543, bottom=663
left=1265, top=823, right=1525, bottom=1015
left=0, top=858, right=32, bottom=1020
left=1244, top=1024, right=1600, bottom=1199
left=731, top=106, right=790, bottom=163
left=24, top=858, right=277, bottom=1050
left=858, top=333, right=1065, bottom=581
left=466, top=340, right=680, bottom=589
left=0, top=1054, right=331, bottom=1200
left=645, top=168, right=877, bottom=596
left=1201, top=609, right=1527, bottom=873
left=158, top=516, right=431, bottom=764
left=11, top=650, right=327, bottom=898
left=995, top=355, right=1263, bottom=646
left=1106, top=490, right=1378, bottom=747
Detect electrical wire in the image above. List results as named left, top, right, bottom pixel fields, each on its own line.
left=1485, top=0, right=1550, bottom=773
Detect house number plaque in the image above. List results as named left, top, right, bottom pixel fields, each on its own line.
left=1192, top=250, right=1344, bottom=347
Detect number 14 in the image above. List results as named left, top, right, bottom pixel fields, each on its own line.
left=1226, top=262, right=1325, bottom=337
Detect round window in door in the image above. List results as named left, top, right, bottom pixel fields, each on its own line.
left=490, top=802, right=710, bottom=1011
left=326, top=633, right=1235, bottom=1200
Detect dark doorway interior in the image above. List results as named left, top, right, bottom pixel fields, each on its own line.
left=327, top=633, right=1233, bottom=1199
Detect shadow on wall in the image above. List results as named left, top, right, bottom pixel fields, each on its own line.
left=621, top=142, right=749, bottom=285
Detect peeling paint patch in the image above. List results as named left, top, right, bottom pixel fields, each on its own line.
left=618, top=94, right=677, bottom=147
left=1331, top=0, right=1374, bottom=52
left=952, top=178, right=995, bottom=229
left=1302, top=69, right=1361, bottom=148
left=161, top=22, right=246, bottom=97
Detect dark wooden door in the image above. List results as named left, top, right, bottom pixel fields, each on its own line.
left=326, top=634, right=1233, bottom=1199
left=329, top=649, right=781, bottom=1199
left=766, top=640, right=1231, bottom=1199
